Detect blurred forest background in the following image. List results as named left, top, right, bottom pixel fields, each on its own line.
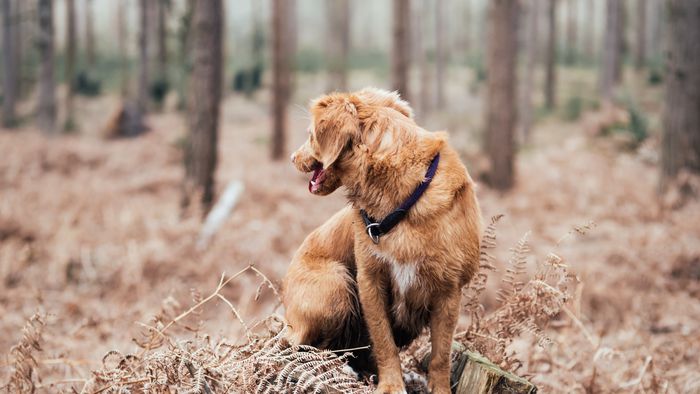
left=1, top=0, right=700, bottom=393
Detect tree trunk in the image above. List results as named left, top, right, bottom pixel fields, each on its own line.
left=248, top=0, right=264, bottom=97
left=435, top=0, right=446, bottom=107
left=64, top=0, right=77, bottom=131
left=271, top=0, right=291, bottom=160
left=287, top=0, right=297, bottom=97
left=37, top=0, right=56, bottom=134
left=600, top=0, right=622, bottom=101
left=391, top=0, right=411, bottom=102
left=12, top=0, right=23, bottom=98
left=183, top=0, right=223, bottom=214
left=613, top=0, right=626, bottom=84
left=115, top=0, right=149, bottom=137
left=484, top=0, right=519, bottom=191
left=584, top=0, right=595, bottom=60
left=85, top=0, right=96, bottom=69
left=416, top=0, right=432, bottom=117
left=136, top=0, right=150, bottom=119
left=660, top=0, right=700, bottom=190
left=117, top=0, right=128, bottom=98
left=156, top=0, right=168, bottom=80
left=566, top=0, right=578, bottom=64
left=519, top=0, right=538, bottom=142
left=20, top=0, right=37, bottom=98
left=1, top=0, right=17, bottom=127
left=150, top=0, right=169, bottom=110
left=634, top=0, right=647, bottom=69
left=544, top=0, right=557, bottom=110
left=463, top=0, right=471, bottom=59
left=325, top=0, right=350, bottom=92
left=647, top=0, right=663, bottom=63
left=475, top=0, right=487, bottom=62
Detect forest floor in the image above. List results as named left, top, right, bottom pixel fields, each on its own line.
left=1, top=68, right=700, bottom=393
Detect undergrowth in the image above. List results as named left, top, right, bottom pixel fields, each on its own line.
left=454, top=217, right=593, bottom=373
left=4, top=219, right=593, bottom=393
left=83, top=317, right=369, bottom=394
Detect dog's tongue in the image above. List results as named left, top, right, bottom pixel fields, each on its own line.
left=309, top=167, right=326, bottom=193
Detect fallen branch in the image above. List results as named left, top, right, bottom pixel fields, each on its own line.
left=197, top=180, right=244, bottom=250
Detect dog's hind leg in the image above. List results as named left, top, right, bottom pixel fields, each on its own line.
left=283, top=258, right=358, bottom=347
left=283, top=257, right=375, bottom=373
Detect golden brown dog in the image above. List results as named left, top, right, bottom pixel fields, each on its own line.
left=283, top=88, right=482, bottom=394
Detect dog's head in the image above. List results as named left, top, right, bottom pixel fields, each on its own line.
left=291, top=88, right=414, bottom=195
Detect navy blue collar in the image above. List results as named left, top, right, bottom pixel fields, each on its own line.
left=360, top=153, right=440, bottom=244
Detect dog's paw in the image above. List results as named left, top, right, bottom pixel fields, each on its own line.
left=341, top=365, right=359, bottom=380
left=403, top=371, right=428, bottom=393
left=374, top=381, right=407, bottom=394
left=427, top=376, right=450, bottom=394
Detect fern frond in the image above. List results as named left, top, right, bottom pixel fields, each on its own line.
left=462, top=215, right=504, bottom=336
left=5, top=314, right=45, bottom=394
left=496, top=232, right=531, bottom=304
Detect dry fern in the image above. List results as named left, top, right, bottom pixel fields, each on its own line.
left=454, top=220, right=584, bottom=373
left=79, top=266, right=372, bottom=394
left=495, top=231, right=530, bottom=304
left=462, top=214, right=502, bottom=334
left=83, top=316, right=371, bottom=394
left=3, top=313, right=45, bottom=393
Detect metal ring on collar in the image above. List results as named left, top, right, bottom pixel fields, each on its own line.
left=365, top=223, right=381, bottom=244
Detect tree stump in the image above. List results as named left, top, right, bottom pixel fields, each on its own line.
left=101, top=102, right=147, bottom=139
left=421, top=343, right=537, bottom=394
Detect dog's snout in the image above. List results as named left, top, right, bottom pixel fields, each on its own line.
left=291, top=145, right=317, bottom=173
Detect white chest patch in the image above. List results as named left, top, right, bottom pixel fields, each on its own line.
left=372, top=250, right=418, bottom=296
left=389, top=261, right=417, bottom=296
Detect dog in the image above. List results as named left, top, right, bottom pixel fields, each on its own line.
left=283, top=88, right=482, bottom=394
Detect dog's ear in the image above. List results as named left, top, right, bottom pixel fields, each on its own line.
left=313, top=97, right=359, bottom=169
left=356, top=87, right=414, bottom=119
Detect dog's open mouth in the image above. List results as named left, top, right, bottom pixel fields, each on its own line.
left=309, top=164, right=327, bottom=194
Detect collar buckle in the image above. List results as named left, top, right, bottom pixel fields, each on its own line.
left=359, top=153, right=440, bottom=244
left=365, top=223, right=381, bottom=244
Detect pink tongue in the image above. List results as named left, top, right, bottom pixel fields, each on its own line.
left=309, top=167, right=325, bottom=193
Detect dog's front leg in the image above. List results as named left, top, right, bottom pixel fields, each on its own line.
left=356, top=252, right=406, bottom=394
left=427, top=289, right=461, bottom=394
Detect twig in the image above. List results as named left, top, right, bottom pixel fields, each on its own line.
left=135, top=321, right=175, bottom=348
left=216, top=293, right=252, bottom=339
left=562, top=306, right=599, bottom=348
left=556, top=221, right=596, bottom=246
left=40, top=357, right=92, bottom=366
left=331, top=345, right=371, bottom=353
left=619, top=356, right=652, bottom=389
left=250, top=264, right=282, bottom=301
left=454, top=330, right=501, bottom=344
left=160, top=266, right=252, bottom=334
left=36, top=378, right=88, bottom=387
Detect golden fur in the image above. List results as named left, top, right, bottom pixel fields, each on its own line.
left=283, top=88, right=482, bottom=394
